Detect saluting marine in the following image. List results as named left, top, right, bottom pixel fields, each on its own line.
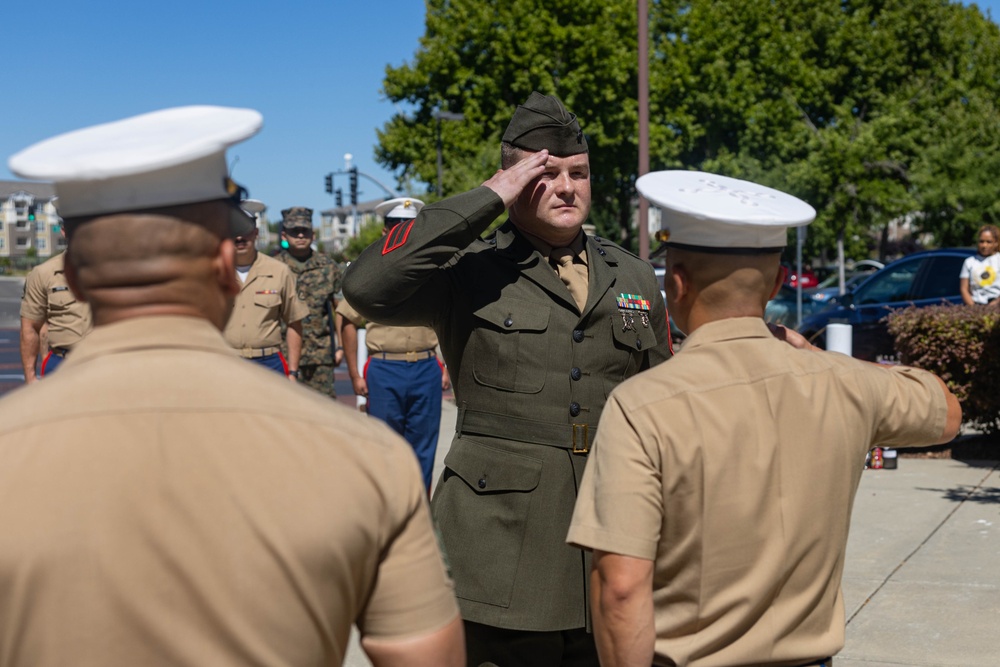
left=568, top=170, right=962, bottom=667
left=344, top=92, right=672, bottom=667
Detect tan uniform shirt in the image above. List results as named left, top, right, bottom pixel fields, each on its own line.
left=223, top=252, right=308, bottom=350
left=0, top=315, right=458, bottom=667
left=568, top=317, right=948, bottom=667
left=337, top=298, right=439, bottom=354
left=19, top=253, right=92, bottom=349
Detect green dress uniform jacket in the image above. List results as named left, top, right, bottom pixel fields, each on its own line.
left=343, top=186, right=672, bottom=632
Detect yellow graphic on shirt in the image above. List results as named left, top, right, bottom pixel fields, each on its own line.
left=977, top=265, right=996, bottom=287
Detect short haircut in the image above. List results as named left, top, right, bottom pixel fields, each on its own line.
left=500, top=141, right=526, bottom=170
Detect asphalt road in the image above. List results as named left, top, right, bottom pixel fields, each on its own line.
left=0, top=277, right=25, bottom=394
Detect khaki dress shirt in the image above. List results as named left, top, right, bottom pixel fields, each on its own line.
left=337, top=298, right=439, bottom=354
left=19, top=252, right=92, bottom=348
left=568, top=317, right=948, bottom=667
left=0, top=315, right=458, bottom=667
left=224, top=252, right=308, bottom=350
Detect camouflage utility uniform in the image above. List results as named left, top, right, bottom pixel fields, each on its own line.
left=277, top=250, right=342, bottom=397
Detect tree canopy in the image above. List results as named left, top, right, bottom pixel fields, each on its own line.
left=377, top=0, right=1000, bottom=259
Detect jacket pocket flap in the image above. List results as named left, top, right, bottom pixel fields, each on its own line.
left=472, top=298, right=550, bottom=332
left=444, top=441, right=542, bottom=493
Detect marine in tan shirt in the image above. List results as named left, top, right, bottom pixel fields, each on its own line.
left=567, top=171, right=962, bottom=667
left=337, top=200, right=451, bottom=491
left=19, top=251, right=93, bottom=382
left=2, top=104, right=464, bottom=667
left=223, top=226, right=309, bottom=378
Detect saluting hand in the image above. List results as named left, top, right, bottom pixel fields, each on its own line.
left=482, top=149, right=549, bottom=208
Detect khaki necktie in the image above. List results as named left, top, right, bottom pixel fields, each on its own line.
left=551, top=247, right=588, bottom=312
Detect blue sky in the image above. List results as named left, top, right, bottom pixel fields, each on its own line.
left=4, top=1, right=998, bottom=221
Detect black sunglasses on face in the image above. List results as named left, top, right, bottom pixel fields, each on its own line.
left=284, top=227, right=313, bottom=237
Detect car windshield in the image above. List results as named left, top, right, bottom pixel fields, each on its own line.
left=853, top=261, right=921, bottom=305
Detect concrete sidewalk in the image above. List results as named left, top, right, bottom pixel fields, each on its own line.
left=840, top=456, right=999, bottom=666
left=347, top=403, right=1000, bottom=666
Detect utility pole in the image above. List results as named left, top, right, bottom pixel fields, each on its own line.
left=433, top=110, right=464, bottom=198
left=638, top=0, right=650, bottom=260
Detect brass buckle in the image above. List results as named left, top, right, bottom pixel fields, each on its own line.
left=572, top=424, right=589, bottom=454
left=405, top=350, right=419, bottom=362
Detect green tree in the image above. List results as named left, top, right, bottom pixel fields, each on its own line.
left=382, top=0, right=1000, bottom=258
left=342, top=218, right=385, bottom=261
left=377, top=0, right=641, bottom=244
left=649, top=0, right=1000, bottom=259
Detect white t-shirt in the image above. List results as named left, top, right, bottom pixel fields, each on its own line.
left=959, top=253, right=1000, bottom=304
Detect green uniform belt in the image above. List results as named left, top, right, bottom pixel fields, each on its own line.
left=456, top=406, right=594, bottom=455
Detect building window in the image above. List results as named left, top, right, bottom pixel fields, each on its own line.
left=38, top=238, right=47, bottom=250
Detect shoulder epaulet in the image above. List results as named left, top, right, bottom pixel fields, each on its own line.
left=590, top=235, right=644, bottom=261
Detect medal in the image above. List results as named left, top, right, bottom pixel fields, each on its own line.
left=617, top=293, right=652, bottom=330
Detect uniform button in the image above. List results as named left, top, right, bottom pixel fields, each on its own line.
left=569, top=402, right=581, bottom=417
left=636, top=339, right=643, bottom=350
left=598, top=248, right=607, bottom=256
left=504, top=317, right=514, bottom=328
left=573, top=329, right=584, bottom=343
left=478, top=478, right=487, bottom=489
left=570, top=367, right=582, bottom=381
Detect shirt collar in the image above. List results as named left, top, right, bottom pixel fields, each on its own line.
left=678, top=317, right=773, bottom=352
left=61, top=315, right=237, bottom=369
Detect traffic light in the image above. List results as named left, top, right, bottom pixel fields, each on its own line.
left=349, top=167, right=358, bottom=206
left=324, top=173, right=333, bottom=194
left=335, top=188, right=343, bottom=208
left=27, top=204, right=36, bottom=222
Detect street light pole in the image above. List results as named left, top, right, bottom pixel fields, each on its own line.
left=432, top=110, right=464, bottom=198
left=638, top=0, right=650, bottom=260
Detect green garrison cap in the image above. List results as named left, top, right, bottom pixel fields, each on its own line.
left=501, top=91, right=588, bottom=156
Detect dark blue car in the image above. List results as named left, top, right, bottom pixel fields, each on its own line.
left=797, top=248, right=974, bottom=362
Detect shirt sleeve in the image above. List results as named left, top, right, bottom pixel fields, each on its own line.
left=280, top=268, right=309, bottom=324
left=335, top=297, right=366, bottom=327
left=20, top=265, right=47, bottom=321
left=863, top=365, right=949, bottom=447
left=358, top=451, right=459, bottom=639
left=959, top=256, right=973, bottom=280
left=567, top=393, right=663, bottom=560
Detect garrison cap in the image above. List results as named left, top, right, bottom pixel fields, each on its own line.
left=637, top=170, right=815, bottom=253
left=281, top=206, right=313, bottom=228
left=375, top=197, right=424, bottom=222
left=501, top=91, right=588, bottom=156
left=7, top=105, right=262, bottom=237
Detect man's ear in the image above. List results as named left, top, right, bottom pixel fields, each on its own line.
left=63, top=252, right=87, bottom=303
left=215, top=239, right=240, bottom=297
left=668, top=263, right=689, bottom=302
left=769, top=264, right=788, bottom=301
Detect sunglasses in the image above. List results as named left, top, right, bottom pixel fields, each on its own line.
left=284, top=227, right=313, bottom=237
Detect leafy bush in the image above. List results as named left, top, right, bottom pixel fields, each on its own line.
left=887, top=304, right=1000, bottom=434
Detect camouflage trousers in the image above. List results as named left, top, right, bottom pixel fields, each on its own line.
left=299, top=363, right=336, bottom=398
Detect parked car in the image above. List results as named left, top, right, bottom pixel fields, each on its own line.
left=765, top=284, right=824, bottom=329
left=806, top=260, right=884, bottom=304
left=796, top=249, right=974, bottom=362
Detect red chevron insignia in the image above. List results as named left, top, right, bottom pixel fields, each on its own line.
left=382, top=220, right=414, bottom=255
